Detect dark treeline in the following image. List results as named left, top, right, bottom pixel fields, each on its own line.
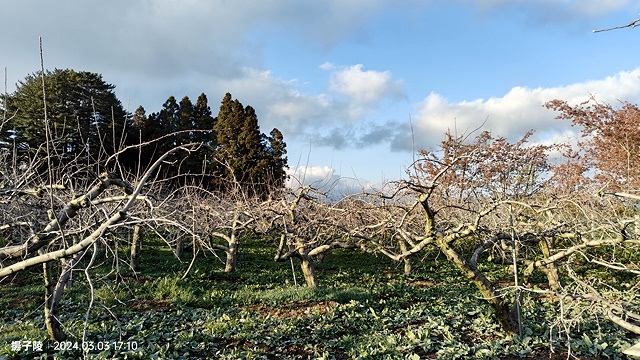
left=0, top=69, right=288, bottom=194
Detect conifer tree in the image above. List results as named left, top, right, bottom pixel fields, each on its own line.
left=213, top=93, right=243, bottom=188
left=177, top=96, right=194, bottom=147
left=212, top=93, right=288, bottom=194
left=150, top=96, right=181, bottom=178
left=124, top=92, right=287, bottom=193
left=238, top=105, right=267, bottom=185
left=193, top=93, right=215, bottom=145
left=127, top=105, right=156, bottom=173
left=177, top=95, right=214, bottom=178
left=132, top=106, right=148, bottom=135
left=157, top=96, right=180, bottom=150
left=190, top=93, right=216, bottom=177
left=2, top=69, right=127, bottom=162
left=266, top=128, right=288, bottom=189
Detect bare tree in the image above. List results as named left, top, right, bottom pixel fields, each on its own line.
left=0, top=138, right=202, bottom=340
left=264, top=185, right=362, bottom=288
left=341, top=186, right=422, bottom=275
left=348, top=129, right=640, bottom=337
left=177, top=184, right=259, bottom=273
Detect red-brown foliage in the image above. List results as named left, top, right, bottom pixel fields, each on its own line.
left=545, top=97, right=640, bottom=190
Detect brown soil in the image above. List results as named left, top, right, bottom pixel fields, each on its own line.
left=243, top=300, right=338, bottom=319
left=126, top=298, right=172, bottom=312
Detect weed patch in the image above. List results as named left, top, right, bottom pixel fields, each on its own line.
left=0, top=236, right=635, bottom=359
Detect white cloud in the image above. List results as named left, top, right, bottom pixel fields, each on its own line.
left=213, top=63, right=406, bottom=148
left=250, top=62, right=402, bottom=126
left=286, top=165, right=336, bottom=189
left=460, top=0, right=636, bottom=28
left=325, top=63, right=405, bottom=107
left=0, top=0, right=404, bottom=98
left=577, top=0, right=633, bottom=15
left=408, top=68, right=640, bottom=151
left=285, top=165, right=382, bottom=197
left=265, top=90, right=334, bottom=135
left=5, top=0, right=637, bottom=159
left=241, top=66, right=640, bottom=155
left=466, top=0, right=632, bottom=15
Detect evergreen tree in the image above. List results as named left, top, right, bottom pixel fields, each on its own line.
left=188, top=93, right=216, bottom=177
left=212, top=93, right=288, bottom=194
left=2, top=69, right=127, bottom=162
left=177, top=96, right=194, bottom=147
left=148, top=96, right=181, bottom=178
left=127, top=105, right=155, bottom=174
left=193, top=93, right=215, bottom=145
left=238, top=105, right=267, bottom=185
left=128, top=94, right=216, bottom=183
left=157, top=96, right=180, bottom=151
left=131, top=105, right=151, bottom=142
left=0, top=97, right=11, bottom=152
left=213, top=93, right=243, bottom=188
left=266, top=128, right=288, bottom=189
left=117, top=91, right=287, bottom=193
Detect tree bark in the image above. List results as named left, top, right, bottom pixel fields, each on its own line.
left=43, top=260, right=66, bottom=341
left=403, top=258, right=412, bottom=276
left=130, top=225, right=142, bottom=271
left=175, top=237, right=183, bottom=258
left=300, top=256, right=317, bottom=288
left=225, top=234, right=238, bottom=272
left=538, top=237, right=562, bottom=290
left=43, top=249, right=86, bottom=341
left=399, top=239, right=412, bottom=275
left=436, top=238, right=519, bottom=334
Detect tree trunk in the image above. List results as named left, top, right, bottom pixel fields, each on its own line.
left=130, top=225, right=142, bottom=271
left=225, top=234, right=238, bottom=272
left=300, top=256, right=318, bottom=288
left=59, top=258, right=71, bottom=289
left=62, top=236, right=79, bottom=288
left=43, top=260, right=66, bottom=341
left=403, top=258, right=412, bottom=276
left=399, top=239, right=412, bottom=275
left=43, top=250, right=85, bottom=341
left=436, top=238, right=519, bottom=334
left=538, top=237, right=562, bottom=290
left=224, top=212, right=242, bottom=272
left=175, top=237, right=183, bottom=258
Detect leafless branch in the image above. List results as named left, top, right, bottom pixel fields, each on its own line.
left=593, top=16, right=640, bottom=33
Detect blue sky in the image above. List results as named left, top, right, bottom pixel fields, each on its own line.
left=2, top=1, right=640, bottom=192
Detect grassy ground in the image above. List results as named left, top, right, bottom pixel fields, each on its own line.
left=0, top=235, right=637, bottom=359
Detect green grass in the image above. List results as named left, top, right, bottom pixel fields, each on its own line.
left=0, top=235, right=637, bottom=359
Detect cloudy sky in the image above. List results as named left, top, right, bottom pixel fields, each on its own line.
left=3, top=1, right=640, bottom=191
